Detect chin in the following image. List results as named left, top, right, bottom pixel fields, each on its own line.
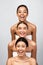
left=20, top=20, right=25, bottom=22
left=18, top=53, right=24, bottom=57
left=18, top=55, right=24, bottom=57
left=20, top=35, right=25, bottom=37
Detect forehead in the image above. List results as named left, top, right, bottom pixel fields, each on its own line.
left=16, top=41, right=26, bottom=46
left=18, top=23, right=27, bottom=28
left=18, top=7, right=27, bottom=11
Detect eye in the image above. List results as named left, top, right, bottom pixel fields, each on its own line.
left=17, top=45, right=20, bottom=48
left=22, top=46, right=25, bottom=47
left=22, top=45, right=26, bottom=48
left=24, top=27, right=27, bottom=30
left=18, top=11, right=21, bottom=13
left=24, top=11, right=27, bottom=13
left=18, top=27, right=22, bottom=30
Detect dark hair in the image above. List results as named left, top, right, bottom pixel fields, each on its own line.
left=15, top=37, right=28, bottom=47
left=17, top=21, right=28, bottom=29
left=17, top=5, right=28, bottom=14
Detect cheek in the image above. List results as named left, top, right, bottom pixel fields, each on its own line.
left=25, top=30, right=28, bottom=33
left=18, top=13, right=21, bottom=17
left=24, top=30, right=27, bottom=34
left=23, top=48, right=26, bottom=51
left=16, top=47, right=19, bottom=50
left=17, top=30, right=21, bottom=33
left=24, top=30, right=27, bottom=32
left=18, top=31, right=21, bottom=34
left=24, top=14, right=28, bottom=17
left=16, top=48, right=19, bottom=52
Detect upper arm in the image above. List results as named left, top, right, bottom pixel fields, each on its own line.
left=32, top=25, right=36, bottom=43
left=32, top=59, right=36, bottom=65
left=27, top=22, right=37, bottom=42
left=30, top=58, right=36, bottom=65
left=10, top=24, right=17, bottom=34
left=8, top=40, right=16, bottom=51
left=31, top=43, right=37, bottom=59
left=6, top=59, right=12, bottom=65
left=10, top=24, right=17, bottom=40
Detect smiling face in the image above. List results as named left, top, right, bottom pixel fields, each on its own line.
left=17, top=23, right=28, bottom=37
left=16, top=41, right=26, bottom=56
left=17, top=6, right=28, bottom=22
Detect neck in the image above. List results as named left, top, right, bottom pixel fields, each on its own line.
left=19, top=20, right=27, bottom=23
left=17, top=54, right=26, bottom=60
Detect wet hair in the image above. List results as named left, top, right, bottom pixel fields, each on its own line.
left=17, top=21, right=28, bottom=29
left=17, top=4, right=28, bottom=14
left=15, top=37, right=28, bottom=47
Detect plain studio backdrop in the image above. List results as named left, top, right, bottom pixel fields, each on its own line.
left=0, top=0, right=43, bottom=65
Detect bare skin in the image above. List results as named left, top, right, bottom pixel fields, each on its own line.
left=8, top=39, right=36, bottom=59
left=8, top=23, right=37, bottom=59
left=10, top=21, right=36, bottom=42
left=7, top=38, right=36, bottom=65
left=10, top=5, right=36, bottom=42
left=6, top=57, right=36, bottom=65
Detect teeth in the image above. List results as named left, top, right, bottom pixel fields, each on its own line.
left=19, top=51, right=23, bottom=53
left=21, top=17, right=24, bottom=18
left=21, top=33, right=24, bottom=34
left=21, top=32, right=24, bottom=34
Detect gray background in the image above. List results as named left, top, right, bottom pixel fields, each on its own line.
left=0, top=0, right=43, bottom=65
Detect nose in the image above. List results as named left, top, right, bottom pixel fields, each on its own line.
left=19, top=46, right=22, bottom=49
left=20, top=12, right=24, bottom=15
left=19, top=47, right=23, bottom=50
left=21, top=28, right=25, bottom=31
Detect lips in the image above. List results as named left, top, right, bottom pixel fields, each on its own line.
left=18, top=49, right=23, bottom=52
left=20, top=32, right=25, bottom=35
left=21, top=17, right=24, bottom=18
left=18, top=51, right=23, bottom=54
left=20, top=16, right=25, bottom=18
left=19, top=50, right=23, bottom=52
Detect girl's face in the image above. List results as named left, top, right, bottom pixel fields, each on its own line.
left=17, top=23, right=28, bottom=37
left=16, top=41, right=26, bottom=56
left=17, top=7, right=28, bottom=22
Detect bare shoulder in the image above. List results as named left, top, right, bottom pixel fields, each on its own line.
left=28, top=39, right=36, bottom=46
left=9, top=57, right=16, bottom=62
left=8, top=57, right=14, bottom=61
left=7, top=57, right=14, bottom=64
left=29, top=57, right=36, bottom=61
left=29, top=58, right=36, bottom=65
left=10, top=22, right=19, bottom=30
left=27, top=21, right=36, bottom=29
left=8, top=40, right=16, bottom=46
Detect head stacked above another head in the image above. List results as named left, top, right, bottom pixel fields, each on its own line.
left=15, top=37, right=28, bottom=47
left=16, top=4, right=29, bottom=22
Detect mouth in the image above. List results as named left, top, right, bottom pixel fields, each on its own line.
left=17, top=50, right=25, bottom=56
left=21, top=17, right=24, bottom=18
left=20, top=16, right=25, bottom=19
left=20, top=32, right=25, bottom=35
left=18, top=50, right=23, bottom=53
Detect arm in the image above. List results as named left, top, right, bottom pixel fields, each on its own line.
left=8, top=44, right=13, bottom=58
left=31, top=45, right=38, bottom=65
left=8, top=40, right=16, bottom=58
left=6, top=59, right=12, bottom=65
left=27, top=22, right=36, bottom=42
left=10, top=27, right=15, bottom=40
left=32, top=26, right=36, bottom=43
left=31, top=58, right=36, bottom=65
left=31, top=44, right=37, bottom=60
left=10, top=24, right=17, bottom=40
